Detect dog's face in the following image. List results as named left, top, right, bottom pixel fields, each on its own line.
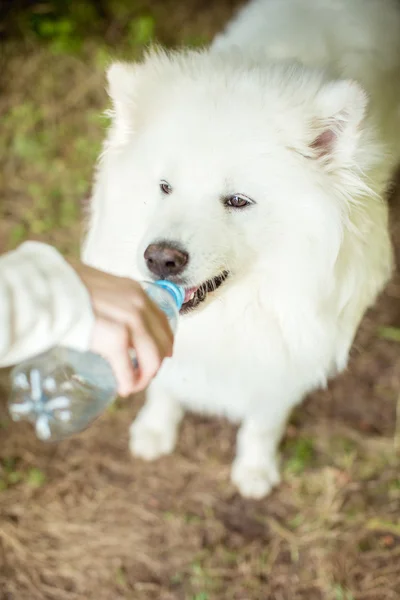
left=84, top=50, right=370, bottom=314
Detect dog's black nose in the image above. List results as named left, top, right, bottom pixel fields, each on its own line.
left=144, top=242, right=189, bottom=278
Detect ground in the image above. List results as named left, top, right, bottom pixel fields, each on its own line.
left=0, top=2, right=399, bottom=599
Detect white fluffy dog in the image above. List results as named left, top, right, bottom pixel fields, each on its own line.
left=83, top=0, right=400, bottom=498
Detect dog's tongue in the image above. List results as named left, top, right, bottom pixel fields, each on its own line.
left=184, top=287, right=198, bottom=303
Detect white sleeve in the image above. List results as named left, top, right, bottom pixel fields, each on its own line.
left=0, top=241, right=95, bottom=367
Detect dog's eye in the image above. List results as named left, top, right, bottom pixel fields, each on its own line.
left=160, top=180, right=172, bottom=195
left=224, top=194, right=253, bottom=209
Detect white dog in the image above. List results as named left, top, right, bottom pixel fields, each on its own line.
left=83, top=0, right=400, bottom=498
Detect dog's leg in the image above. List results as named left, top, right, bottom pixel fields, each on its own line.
left=231, top=411, right=290, bottom=499
left=129, top=383, right=183, bottom=461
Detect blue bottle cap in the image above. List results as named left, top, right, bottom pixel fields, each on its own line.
left=155, top=280, right=185, bottom=311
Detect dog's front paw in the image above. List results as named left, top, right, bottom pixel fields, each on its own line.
left=231, top=456, right=281, bottom=499
left=129, top=420, right=177, bottom=461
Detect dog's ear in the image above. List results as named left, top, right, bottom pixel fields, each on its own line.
left=309, top=80, right=368, bottom=164
left=106, top=62, right=138, bottom=144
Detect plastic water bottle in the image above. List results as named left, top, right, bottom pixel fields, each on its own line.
left=8, top=280, right=184, bottom=443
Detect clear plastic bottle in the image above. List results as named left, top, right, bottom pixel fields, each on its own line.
left=8, top=280, right=184, bottom=442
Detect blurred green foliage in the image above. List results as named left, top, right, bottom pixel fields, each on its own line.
left=4, top=1, right=157, bottom=53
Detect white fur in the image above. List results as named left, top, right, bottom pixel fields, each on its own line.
left=83, top=0, right=400, bottom=498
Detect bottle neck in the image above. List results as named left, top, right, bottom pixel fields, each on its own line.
left=153, top=280, right=184, bottom=311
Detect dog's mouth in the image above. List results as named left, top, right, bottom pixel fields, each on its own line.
left=181, top=271, right=229, bottom=314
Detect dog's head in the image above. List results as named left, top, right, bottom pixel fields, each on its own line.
left=83, top=48, right=376, bottom=314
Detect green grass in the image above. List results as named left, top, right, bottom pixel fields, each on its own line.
left=0, top=458, right=46, bottom=490
left=284, top=436, right=315, bottom=474
left=378, top=326, right=400, bottom=343
left=333, top=585, right=355, bottom=600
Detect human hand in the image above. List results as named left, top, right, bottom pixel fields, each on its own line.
left=72, top=262, right=174, bottom=397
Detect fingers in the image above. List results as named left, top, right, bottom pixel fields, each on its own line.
left=90, top=317, right=137, bottom=397
left=125, top=302, right=174, bottom=391
left=94, top=284, right=174, bottom=359
left=77, top=264, right=176, bottom=396
left=90, top=305, right=174, bottom=396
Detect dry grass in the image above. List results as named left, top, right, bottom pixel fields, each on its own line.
left=0, top=2, right=399, bottom=599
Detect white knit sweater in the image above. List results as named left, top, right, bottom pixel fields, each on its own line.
left=0, top=242, right=94, bottom=367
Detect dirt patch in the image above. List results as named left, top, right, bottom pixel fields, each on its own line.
left=0, top=3, right=399, bottom=599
